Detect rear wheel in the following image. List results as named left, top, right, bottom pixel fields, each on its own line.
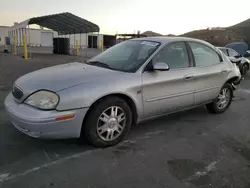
left=82, top=96, right=132, bottom=148
left=241, top=63, right=249, bottom=76
left=206, top=83, right=233, bottom=114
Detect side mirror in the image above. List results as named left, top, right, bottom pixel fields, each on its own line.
left=153, top=62, right=170, bottom=71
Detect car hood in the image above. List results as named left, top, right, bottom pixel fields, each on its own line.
left=15, top=62, right=121, bottom=94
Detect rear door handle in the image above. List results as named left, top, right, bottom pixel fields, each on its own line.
left=184, top=75, right=194, bottom=80
left=221, top=69, right=228, bottom=73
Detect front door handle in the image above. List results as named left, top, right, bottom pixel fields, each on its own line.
left=184, top=75, right=194, bottom=80
left=221, top=69, right=228, bottom=73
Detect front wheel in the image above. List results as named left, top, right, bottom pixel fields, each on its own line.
left=206, top=83, right=233, bottom=114
left=82, top=96, right=132, bottom=148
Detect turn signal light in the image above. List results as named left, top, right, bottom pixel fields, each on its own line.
left=56, top=114, right=76, bottom=121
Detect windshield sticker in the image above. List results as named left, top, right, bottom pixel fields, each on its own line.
left=141, top=41, right=159, bottom=47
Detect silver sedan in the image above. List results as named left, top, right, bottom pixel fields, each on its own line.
left=4, top=37, right=241, bottom=147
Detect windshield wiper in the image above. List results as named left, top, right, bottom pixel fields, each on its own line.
left=87, top=61, right=115, bottom=70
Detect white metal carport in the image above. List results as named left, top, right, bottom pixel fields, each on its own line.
left=8, top=12, right=100, bottom=59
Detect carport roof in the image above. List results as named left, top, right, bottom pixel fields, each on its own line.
left=10, top=12, right=100, bottom=35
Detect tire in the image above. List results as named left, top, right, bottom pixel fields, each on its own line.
left=241, top=63, right=249, bottom=76
left=233, top=78, right=241, bottom=85
left=206, top=83, right=233, bottom=114
left=82, top=96, right=132, bottom=148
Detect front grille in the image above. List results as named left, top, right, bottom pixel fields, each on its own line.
left=12, top=85, right=23, bottom=99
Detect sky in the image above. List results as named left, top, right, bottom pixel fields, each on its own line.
left=0, top=0, right=250, bottom=35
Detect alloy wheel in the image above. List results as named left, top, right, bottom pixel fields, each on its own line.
left=216, top=88, right=231, bottom=110
left=97, top=106, right=126, bottom=141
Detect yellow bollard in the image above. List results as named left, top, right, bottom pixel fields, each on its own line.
left=23, top=35, right=28, bottom=59
left=100, top=40, right=104, bottom=52
left=13, top=36, right=17, bottom=55
left=75, top=40, right=79, bottom=56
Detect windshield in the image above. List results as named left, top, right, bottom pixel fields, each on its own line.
left=87, top=40, right=160, bottom=72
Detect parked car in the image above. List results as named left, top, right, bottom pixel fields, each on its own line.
left=217, top=47, right=249, bottom=76
left=4, top=37, right=241, bottom=147
left=244, top=50, right=250, bottom=58
left=225, top=42, right=250, bottom=58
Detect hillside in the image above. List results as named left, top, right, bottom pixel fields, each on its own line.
left=141, top=31, right=163, bottom=37
left=229, top=18, right=250, bottom=28
left=228, top=18, right=250, bottom=45
left=141, top=18, right=250, bottom=46
left=180, top=29, right=245, bottom=46
left=180, top=18, right=250, bottom=46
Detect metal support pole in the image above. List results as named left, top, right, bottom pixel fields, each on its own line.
left=21, top=28, right=23, bottom=47
left=14, top=33, right=17, bottom=55
left=17, top=29, right=19, bottom=53
left=17, top=29, right=18, bottom=46
left=23, top=34, right=28, bottom=59
left=86, top=33, right=88, bottom=57
left=28, top=25, right=31, bottom=59
left=74, top=33, right=76, bottom=47
left=76, top=40, right=79, bottom=56
left=11, top=30, right=14, bottom=53
left=74, top=33, right=76, bottom=55
left=20, top=29, right=22, bottom=47
left=80, top=33, right=82, bottom=49
left=101, top=39, right=104, bottom=52
left=20, top=28, right=22, bottom=55
left=86, top=33, right=88, bottom=48
left=91, top=32, right=93, bottom=48
left=14, top=30, right=16, bottom=54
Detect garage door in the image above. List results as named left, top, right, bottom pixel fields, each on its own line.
left=41, top=32, right=53, bottom=47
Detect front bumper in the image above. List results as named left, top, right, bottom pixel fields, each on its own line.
left=4, top=93, right=89, bottom=139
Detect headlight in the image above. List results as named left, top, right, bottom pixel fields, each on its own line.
left=24, top=90, right=59, bottom=110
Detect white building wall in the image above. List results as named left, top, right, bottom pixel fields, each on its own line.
left=29, top=29, right=42, bottom=46
left=41, top=31, right=53, bottom=47
left=0, top=26, right=9, bottom=45
left=0, top=25, right=97, bottom=48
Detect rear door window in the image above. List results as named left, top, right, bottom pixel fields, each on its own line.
left=189, top=42, right=221, bottom=67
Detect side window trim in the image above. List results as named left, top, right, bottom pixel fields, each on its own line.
left=185, top=41, right=195, bottom=67
left=188, top=41, right=223, bottom=68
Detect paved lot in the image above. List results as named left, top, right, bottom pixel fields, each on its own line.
left=0, top=53, right=88, bottom=88
left=1, top=53, right=250, bottom=188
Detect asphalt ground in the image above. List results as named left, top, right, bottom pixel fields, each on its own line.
left=1, top=53, right=250, bottom=188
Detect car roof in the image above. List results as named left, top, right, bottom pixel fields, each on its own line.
left=131, top=36, right=215, bottom=48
